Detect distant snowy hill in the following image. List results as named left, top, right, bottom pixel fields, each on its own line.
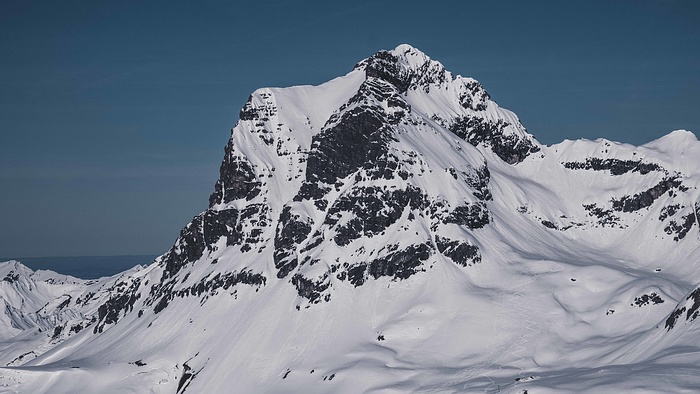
left=1, top=44, right=699, bottom=393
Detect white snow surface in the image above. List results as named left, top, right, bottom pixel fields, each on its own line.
left=1, top=45, right=700, bottom=393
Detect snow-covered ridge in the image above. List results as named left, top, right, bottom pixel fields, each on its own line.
left=1, top=45, right=700, bottom=393
left=0, top=261, right=84, bottom=338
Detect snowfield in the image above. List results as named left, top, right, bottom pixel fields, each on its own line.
left=1, top=44, right=699, bottom=393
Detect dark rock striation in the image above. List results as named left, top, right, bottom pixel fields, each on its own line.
left=94, top=278, right=142, bottom=333
left=563, top=158, right=663, bottom=175
left=274, top=206, right=312, bottom=279
left=449, top=116, right=539, bottom=164
left=325, top=186, right=427, bottom=246
left=611, top=176, right=685, bottom=213
left=666, top=287, right=700, bottom=331
left=209, top=146, right=262, bottom=206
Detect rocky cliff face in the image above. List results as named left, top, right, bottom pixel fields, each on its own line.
left=142, top=44, right=542, bottom=315
left=2, top=45, right=700, bottom=393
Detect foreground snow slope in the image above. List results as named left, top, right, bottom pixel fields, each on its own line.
left=1, top=44, right=700, bottom=393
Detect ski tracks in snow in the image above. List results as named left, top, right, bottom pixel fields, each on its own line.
left=429, top=258, right=562, bottom=393
left=478, top=258, right=563, bottom=393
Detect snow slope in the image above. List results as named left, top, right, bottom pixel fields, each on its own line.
left=1, top=44, right=700, bottom=393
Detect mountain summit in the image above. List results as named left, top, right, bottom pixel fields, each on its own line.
left=1, top=45, right=700, bottom=393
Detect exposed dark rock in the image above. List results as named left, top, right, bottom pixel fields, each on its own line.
left=325, top=185, right=428, bottom=246
left=203, top=209, right=239, bottom=247
left=300, top=235, right=323, bottom=253
left=303, top=100, right=394, bottom=188
left=665, top=288, right=700, bottom=331
left=435, top=236, right=481, bottom=267
left=346, top=264, right=367, bottom=287
left=343, top=77, right=410, bottom=118
left=159, top=204, right=269, bottom=282
left=541, top=220, right=557, bottom=229
left=659, top=204, right=681, bottom=221
left=295, top=182, right=330, bottom=206
left=444, top=203, right=490, bottom=229
left=57, top=295, right=71, bottom=310
left=429, top=200, right=491, bottom=231
left=238, top=95, right=259, bottom=121
left=465, top=164, right=492, bottom=201
left=685, top=288, right=700, bottom=321
left=94, top=278, right=142, bottom=333
left=274, top=206, right=312, bottom=278
left=235, top=92, right=279, bottom=146
left=355, top=47, right=457, bottom=94
left=8, top=351, right=36, bottom=366
left=168, top=270, right=266, bottom=308
left=161, top=216, right=206, bottom=280
left=51, top=325, right=64, bottom=341
left=69, top=323, right=83, bottom=334
left=583, top=203, right=621, bottom=227
left=449, top=115, right=539, bottom=164
left=447, top=167, right=458, bottom=180
left=177, top=362, right=195, bottom=394
left=563, top=158, right=663, bottom=175
left=459, top=80, right=490, bottom=111
left=365, top=153, right=411, bottom=181
left=412, top=61, right=449, bottom=92
left=666, top=307, right=686, bottom=331
left=632, top=292, right=664, bottom=307
left=209, top=144, right=262, bottom=206
left=152, top=294, right=172, bottom=314
left=612, top=176, right=684, bottom=213
left=361, top=51, right=412, bottom=93
left=157, top=270, right=262, bottom=312
left=291, top=273, right=330, bottom=303
left=75, top=292, right=95, bottom=307
left=367, top=243, right=432, bottom=280
left=664, top=213, right=696, bottom=241
left=295, top=75, right=417, bottom=212
left=3, top=271, right=19, bottom=284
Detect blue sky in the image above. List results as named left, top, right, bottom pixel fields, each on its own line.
left=1, top=0, right=699, bottom=257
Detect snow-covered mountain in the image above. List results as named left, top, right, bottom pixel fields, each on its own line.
left=2, top=44, right=700, bottom=393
